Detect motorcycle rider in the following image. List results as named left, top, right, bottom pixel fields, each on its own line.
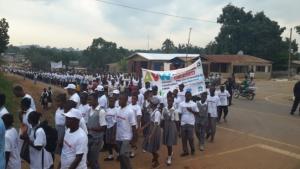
left=241, top=76, right=250, bottom=94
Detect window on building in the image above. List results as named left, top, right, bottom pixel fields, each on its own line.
left=152, top=62, right=163, bottom=71
left=233, top=65, right=248, bottom=73
left=256, top=66, right=265, bottom=72
left=210, top=63, right=229, bottom=73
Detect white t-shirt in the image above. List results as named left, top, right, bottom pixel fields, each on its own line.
left=5, top=128, right=21, bottom=169
left=23, top=94, right=36, bottom=111
left=0, top=106, right=9, bottom=118
left=150, top=109, right=161, bottom=125
left=129, top=104, right=142, bottom=117
left=207, top=95, right=221, bottom=117
left=105, top=107, right=118, bottom=129
left=69, top=93, right=80, bottom=108
left=61, top=128, right=88, bottom=169
left=216, top=90, right=231, bottom=106
left=55, top=108, right=65, bottom=126
left=138, top=93, right=144, bottom=107
left=22, top=108, right=34, bottom=128
left=79, top=118, right=88, bottom=135
left=78, top=104, right=91, bottom=123
left=89, top=105, right=107, bottom=127
left=177, top=91, right=185, bottom=104
left=29, top=128, right=53, bottom=169
left=116, top=106, right=137, bottom=141
left=98, top=95, right=108, bottom=109
left=179, top=101, right=199, bottom=126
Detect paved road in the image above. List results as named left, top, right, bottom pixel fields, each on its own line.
left=5, top=74, right=300, bottom=169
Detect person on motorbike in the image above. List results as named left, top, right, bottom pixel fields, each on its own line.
left=241, top=76, right=250, bottom=94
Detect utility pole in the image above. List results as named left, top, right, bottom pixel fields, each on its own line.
left=185, top=27, right=192, bottom=67
left=288, top=28, right=292, bottom=80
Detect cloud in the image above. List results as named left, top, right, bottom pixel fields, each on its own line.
left=0, top=0, right=299, bottom=50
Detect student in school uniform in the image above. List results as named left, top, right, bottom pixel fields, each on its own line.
left=206, top=87, right=221, bottom=143
left=2, top=114, right=21, bottom=169
left=178, top=91, right=199, bottom=156
left=161, top=94, right=179, bottom=166
left=13, top=85, right=36, bottom=111
left=142, top=97, right=162, bottom=168
left=0, top=93, right=9, bottom=118
left=195, top=92, right=208, bottom=151
left=128, top=93, right=142, bottom=158
left=40, top=88, right=48, bottom=110
left=216, top=86, right=230, bottom=122
left=78, top=92, right=91, bottom=123
left=116, top=94, right=137, bottom=169
left=141, top=90, right=153, bottom=152
left=19, top=98, right=34, bottom=130
left=104, top=96, right=118, bottom=161
left=24, top=111, right=53, bottom=169
left=87, top=93, right=107, bottom=169
left=65, top=84, right=80, bottom=108
left=59, top=108, right=88, bottom=169
left=54, top=93, right=67, bottom=154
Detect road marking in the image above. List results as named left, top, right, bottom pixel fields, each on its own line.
left=218, top=126, right=300, bottom=150
left=256, top=144, right=300, bottom=160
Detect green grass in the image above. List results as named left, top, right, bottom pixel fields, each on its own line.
left=0, top=73, right=20, bottom=126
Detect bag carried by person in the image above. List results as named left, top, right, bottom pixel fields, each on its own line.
left=20, top=140, right=30, bottom=163
left=34, top=120, right=58, bottom=153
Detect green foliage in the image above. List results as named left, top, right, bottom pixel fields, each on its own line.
left=207, top=4, right=298, bottom=70
left=161, top=39, right=176, bottom=53
left=0, top=73, right=19, bottom=126
left=81, top=37, right=131, bottom=70
left=296, top=26, right=300, bottom=35
left=0, top=18, right=9, bottom=54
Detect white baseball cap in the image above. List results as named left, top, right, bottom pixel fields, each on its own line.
left=113, top=89, right=120, bottom=94
left=64, top=84, right=76, bottom=90
left=64, top=108, right=82, bottom=120
left=95, top=85, right=104, bottom=91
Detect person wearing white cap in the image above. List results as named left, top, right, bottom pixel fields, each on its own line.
left=113, top=89, right=120, bottom=108
left=96, top=85, right=108, bottom=110
left=59, top=108, right=88, bottom=169
left=65, top=84, right=80, bottom=108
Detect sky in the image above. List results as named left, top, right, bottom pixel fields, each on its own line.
left=0, top=0, right=299, bottom=50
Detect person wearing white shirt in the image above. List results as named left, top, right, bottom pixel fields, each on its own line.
left=2, top=114, right=21, bottom=169
left=206, top=87, right=221, bottom=143
left=59, top=108, right=88, bottom=169
left=178, top=91, right=199, bottom=156
left=104, top=96, right=118, bottom=161
left=13, top=85, right=36, bottom=111
left=0, top=94, right=9, bottom=118
left=65, top=84, right=81, bottom=108
left=142, top=97, right=161, bottom=168
left=78, top=92, right=91, bottom=123
left=116, top=94, right=137, bottom=169
left=216, top=86, right=231, bottom=122
left=87, top=93, right=107, bottom=169
left=25, top=111, right=53, bottom=169
left=177, top=83, right=186, bottom=104
left=96, top=85, right=108, bottom=110
left=54, top=93, right=67, bottom=154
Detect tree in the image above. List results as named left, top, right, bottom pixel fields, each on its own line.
left=161, top=39, right=176, bottom=53
left=0, top=18, right=9, bottom=53
left=82, top=37, right=130, bottom=70
left=208, top=4, right=297, bottom=70
left=296, top=26, right=300, bottom=35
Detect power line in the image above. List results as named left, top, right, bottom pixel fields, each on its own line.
left=95, top=0, right=218, bottom=24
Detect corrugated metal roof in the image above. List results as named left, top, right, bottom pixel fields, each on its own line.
left=128, top=52, right=200, bottom=61
left=204, top=55, right=271, bottom=64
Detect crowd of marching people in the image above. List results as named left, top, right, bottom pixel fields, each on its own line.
left=0, top=69, right=235, bottom=169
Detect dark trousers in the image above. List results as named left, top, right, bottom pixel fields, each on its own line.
left=181, top=124, right=195, bottom=153
left=291, top=97, right=300, bottom=114
left=218, top=106, right=229, bottom=121
left=116, top=141, right=132, bottom=169
left=228, top=90, right=233, bottom=105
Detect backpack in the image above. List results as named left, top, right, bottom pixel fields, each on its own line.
left=34, top=120, right=58, bottom=153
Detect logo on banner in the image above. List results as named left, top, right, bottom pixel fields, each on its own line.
left=144, top=71, right=172, bottom=82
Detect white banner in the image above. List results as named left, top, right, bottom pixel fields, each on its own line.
left=50, top=61, right=63, bottom=69
left=142, top=59, right=206, bottom=96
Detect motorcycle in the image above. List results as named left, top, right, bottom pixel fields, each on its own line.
left=233, top=84, right=255, bottom=100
